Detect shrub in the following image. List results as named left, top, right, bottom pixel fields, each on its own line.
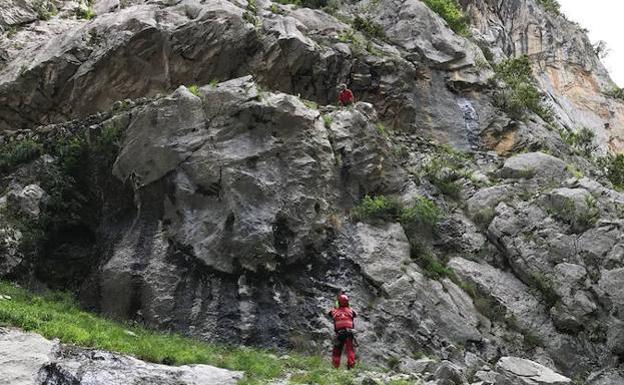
left=422, top=0, right=470, bottom=36
left=352, top=195, right=442, bottom=230
left=351, top=195, right=403, bottom=223
left=400, top=196, right=441, bottom=233
left=412, top=249, right=453, bottom=280
left=530, top=272, right=560, bottom=309
left=604, top=86, right=624, bottom=101
left=560, top=127, right=597, bottom=157
left=33, top=0, right=58, bottom=20
left=494, top=55, right=553, bottom=122
left=472, top=207, right=496, bottom=229
left=74, top=6, right=96, bottom=20
left=537, top=0, right=561, bottom=15
left=602, top=154, right=624, bottom=190
left=337, top=29, right=365, bottom=54
left=352, top=16, right=385, bottom=40
left=0, top=139, right=43, bottom=173
left=55, top=136, right=89, bottom=175
left=423, top=150, right=468, bottom=200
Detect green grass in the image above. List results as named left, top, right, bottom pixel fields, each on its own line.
left=0, top=281, right=362, bottom=385
left=187, top=84, right=201, bottom=97
left=323, top=115, right=333, bottom=128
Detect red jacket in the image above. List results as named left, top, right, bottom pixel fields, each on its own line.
left=329, top=307, right=356, bottom=331
left=338, top=89, right=354, bottom=105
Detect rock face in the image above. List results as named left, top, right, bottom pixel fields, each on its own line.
left=1, top=0, right=624, bottom=383
left=0, top=328, right=242, bottom=385
left=464, top=0, right=624, bottom=153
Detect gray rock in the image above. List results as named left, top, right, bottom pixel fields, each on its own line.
left=0, top=226, right=23, bottom=276
left=7, top=184, right=47, bottom=219
left=398, top=357, right=437, bottom=375
left=500, top=152, right=568, bottom=180
left=466, top=185, right=512, bottom=225
left=495, top=357, right=571, bottom=385
left=0, top=328, right=242, bottom=385
left=434, top=360, right=465, bottom=385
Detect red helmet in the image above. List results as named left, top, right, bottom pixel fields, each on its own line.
left=337, top=294, right=349, bottom=307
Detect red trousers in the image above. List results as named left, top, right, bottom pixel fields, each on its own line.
left=332, top=335, right=356, bottom=369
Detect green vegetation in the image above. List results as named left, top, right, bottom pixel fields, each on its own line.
left=536, top=0, right=561, bottom=15
left=560, top=127, right=597, bottom=157
left=412, top=249, right=453, bottom=280
left=471, top=207, right=496, bottom=229
left=303, top=99, right=318, bottom=110
left=276, top=0, right=329, bottom=8
left=0, top=123, right=126, bottom=289
left=529, top=272, right=560, bottom=309
left=601, top=154, right=624, bottom=190
left=422, top=147, right=471, bottom=200
left=376, top=123, right=387, bottom=136
left=604, top=86, right=624, bottom=101
left=566, top=164, right=584, bottom=179
left=0, top=281, right=370, bottom=385
left=351, top=195, right=404, bottom=223
left=421, top=0, right=469, bottom=36
left=243, top=0, right=260, bottom=26
left=352, top=16, right=385, bottom=40
left=0, top=139, right=43, bottom=173
left=5, top=26, right=17, bottom=38
left=475, top=40, right=494, bottom=64
left=400, top=196, right=442, bottom=233
left=352, top=195, right=441, bottom=231
left=337, top=29, right=365, bottom=53
left=75, top=6, right=96, bottom=20
left=493, top=55, right=553, bottom=122
left=187, top=85, right=201, bottom=97
left=33, top=0, right=58, bottom=20
left=548, top=195, right=599, bottom=232
left=323, top=115, right=333, bottom=129
left=352, top=195, right=449, bottom=281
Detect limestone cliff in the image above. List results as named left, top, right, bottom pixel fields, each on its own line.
left=1, top=0, right=624, bottom=384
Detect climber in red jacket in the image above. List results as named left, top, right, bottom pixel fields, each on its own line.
left=338, top=84, right=354, bottom=106
left=328, top=292, right=357, bottom=369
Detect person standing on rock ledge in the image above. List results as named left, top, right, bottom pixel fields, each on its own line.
left=338, top=84, right=355, bottom=106
left=328, top=292, right=357, bottom=369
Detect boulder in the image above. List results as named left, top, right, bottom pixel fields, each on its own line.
left=500, top=153, right=568, bottom=181
left=7, top=184, right=47, bottom=219
left=495, top=357, right=571, bottom=385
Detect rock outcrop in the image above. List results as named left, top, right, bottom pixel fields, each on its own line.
left=1, top=0, right=624, bottom=384
left=0, top=328, right=242, bottom=385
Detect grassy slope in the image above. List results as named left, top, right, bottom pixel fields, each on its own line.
left=0, top=281, right=372, bottom=385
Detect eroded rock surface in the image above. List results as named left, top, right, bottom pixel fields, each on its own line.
left=0, top=328, right=242, bottom=385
